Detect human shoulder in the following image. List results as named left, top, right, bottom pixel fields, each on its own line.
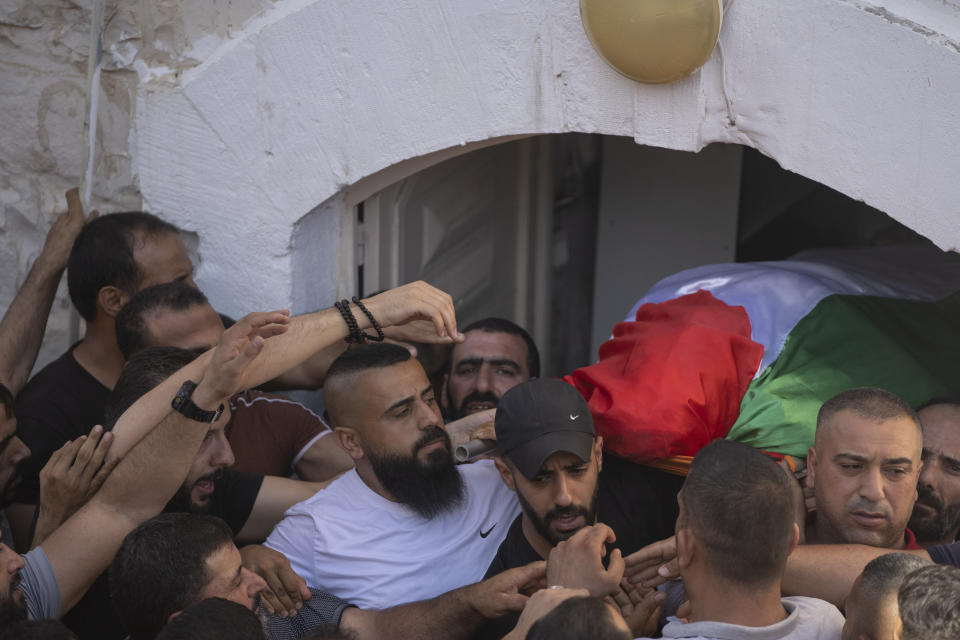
left=782, top=595, right=845, bottom=633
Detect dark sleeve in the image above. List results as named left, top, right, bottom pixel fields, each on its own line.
left=928, top=542, right=960, bottom=566
left=264, top=588, right=353, bottom=639
left=208, top=470, right=265, bottom=535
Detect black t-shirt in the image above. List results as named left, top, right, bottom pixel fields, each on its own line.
left=929, top=542, right=960, bottom=566
left=478, top=454, right=683, bottom=640
left=14, top=346, right=111, bottom=504
left=62, top=470, right=264, bottom=640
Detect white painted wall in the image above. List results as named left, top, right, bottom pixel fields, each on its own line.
left=590, top=140, right=742, bottom=354
left=3, top=0, right=960, bottom=365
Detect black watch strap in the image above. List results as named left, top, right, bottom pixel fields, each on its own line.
left=171, top=380, right=224, bottom=423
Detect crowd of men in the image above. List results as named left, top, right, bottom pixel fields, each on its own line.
left=1, top=189, right=959, bottom=639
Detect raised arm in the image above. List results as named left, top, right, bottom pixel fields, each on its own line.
left=0, top=189, right=90, bottom=394
left=107, top=282, right=462, bottom=459
left=39, top=311, right=289, bottom=613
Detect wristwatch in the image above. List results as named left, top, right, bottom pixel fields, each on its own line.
left=171, top=380, right=224, bottom=423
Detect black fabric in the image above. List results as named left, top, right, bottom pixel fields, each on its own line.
left=62, top=471, right=264, bottom=640
left=13, top=346, right=110, bottom=504
left=478, top=453, right=683, bottom=640
left=265, top=588, right=354, bottom=639
left=929, top=541, right=960, bottom=566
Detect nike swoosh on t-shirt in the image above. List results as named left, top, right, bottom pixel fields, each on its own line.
left=479, top=524, right=497, bottom=538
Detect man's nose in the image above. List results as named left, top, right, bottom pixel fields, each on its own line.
left=858, top=468, right=885, bottom=502
left=918, top=461, right=938, bottom=491
left=10, top=437, right=30, bottom=465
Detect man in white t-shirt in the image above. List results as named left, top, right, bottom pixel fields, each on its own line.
left=265, top=343, right=520, bottom=609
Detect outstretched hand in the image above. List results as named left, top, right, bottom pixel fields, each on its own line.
left=623, top=535, right=679, bottom=589
left=464, top=560, right=546, bottom=620
left=365, top=281, right=463, bottom=344
left=547, top=523, right=624, bottom=597
left=195, top=310, right=291, bottom=405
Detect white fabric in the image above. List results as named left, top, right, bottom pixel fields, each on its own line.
left=22, top=546, right=61, bottom=620
left=647, top=596, right=844, bottom=640
left=265, top=459, right=520, bottom=609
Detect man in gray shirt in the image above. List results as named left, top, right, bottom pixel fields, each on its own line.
left=624, top=441, right=845, bottom=640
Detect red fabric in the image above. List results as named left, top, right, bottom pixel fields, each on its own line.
left=563, top=291, right=763, bottom=463
left=904, top=528, right=923, bottom=550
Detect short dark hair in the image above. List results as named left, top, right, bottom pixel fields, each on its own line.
left=116, top=281, right=210, bottom=359
left=898, top=564, right=960, bottom=640
left=325, top=343, right=412, bottom=381
left=680, top=440, right=796, bottom=586
left=155, top=598, right=264, bottom=640
left=104, top=346, right=206, bottom=428
left=858, top=552, right=930, bottom=600
left=0, top=383, right=14, bottom=420
left=67, top=211, right=180, bottom=321
left=526, top=596, right=631, bottom=640
left=110, top=513, right=235, bottom=640
left=0, top=619, right=78, bottom=640
left=459, top=317, right=540, bottom=378
left=817, top=387, right=921, bottom=447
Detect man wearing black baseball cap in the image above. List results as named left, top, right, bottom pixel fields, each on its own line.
left=476, top=379, right=683, bottom=639
left=486, top=378, right=684, bottom=574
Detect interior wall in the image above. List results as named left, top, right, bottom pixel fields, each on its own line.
left=591, top=140, right=742, bottom=354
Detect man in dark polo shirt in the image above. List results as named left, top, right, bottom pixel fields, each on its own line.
left=481, top=379, right=682, bottom=638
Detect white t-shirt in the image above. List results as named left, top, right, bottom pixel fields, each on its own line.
left=653, top=596, right=844, bottom=640
left=265, top=459, right=520, bottom=609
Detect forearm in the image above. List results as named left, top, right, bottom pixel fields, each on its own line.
left=345, top=586, right=486, bottom=640
left=782, top=544, right=931, bottom=606
left=32, top=503, right=68, bottom=549
left=0, top=256, right=64, bottom=394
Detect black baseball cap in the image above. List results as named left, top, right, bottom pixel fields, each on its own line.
left=495, top=379, right=595, bottom=479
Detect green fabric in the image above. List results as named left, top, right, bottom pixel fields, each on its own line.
left=727, top=291, right=960, bottom=457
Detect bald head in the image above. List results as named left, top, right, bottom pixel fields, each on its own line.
left=815, top=387, right=922, bottom=451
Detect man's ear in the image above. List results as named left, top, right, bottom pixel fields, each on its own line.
left=805, top=446, right=817, bottom=491
left=786, top=522, right=800, bottom=556
left=676, top=527, right=696, bottom=570
left=335, top=427, right=365, bottom=461
left=594, top=435, right=604, bottom=473
left=98, top=285, right=130, bottom=319
left=167, top=609, right=183, bottom=624
left=493, top=457, right=517, bottom=491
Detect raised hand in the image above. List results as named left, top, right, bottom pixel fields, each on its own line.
left=364, top=281, right=462, bottom=343
left=623, top=535, right=679, bottom=589
left=194, top=310, right=291, bottom=406
left=35, top=425, right=118, bottom=546
left=38, top=188, right=97, bottom=271
left=547, top=523, right=624, bottom=598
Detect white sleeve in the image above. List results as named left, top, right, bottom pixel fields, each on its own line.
left=265, top=510, right=320, bottom=588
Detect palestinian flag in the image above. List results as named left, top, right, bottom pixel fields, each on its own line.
left=565, top=246, right=960, bottom=466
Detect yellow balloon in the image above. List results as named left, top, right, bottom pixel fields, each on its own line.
left=580, top=0, right=723, bottom=84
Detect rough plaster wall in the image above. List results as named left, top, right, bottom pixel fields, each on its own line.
left=135, top=0, right=960, bottom=317
left=0, top=0, right=271, bottom=370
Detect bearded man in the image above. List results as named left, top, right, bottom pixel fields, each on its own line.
left=265, top=344, right=520, bottom=609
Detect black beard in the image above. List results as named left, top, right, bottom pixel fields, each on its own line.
left=910, top=488, right=960, bottom=542
left=517, top=481, right=600, bottom=547
left=0, top=466, right=23, bottom=510
left=367, top=426, right=465, bottom=519
left=164, top=468, right=224, bottom=515
left=0, top=593, right=28, bottom=628
left=451, top=391, right=499, bottom=420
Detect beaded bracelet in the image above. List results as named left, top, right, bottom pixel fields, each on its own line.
left=352, top=296, right=385, bottom=342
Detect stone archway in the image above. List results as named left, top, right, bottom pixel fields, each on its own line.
left=135, top=0, right=960, bottom=316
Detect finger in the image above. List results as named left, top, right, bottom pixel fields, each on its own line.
left=232, top=310, right=291, bottom=336
left=611, top=588, right=631, bottom=610
left=626, top=589, right=665, bottom=629
left=437, top=290, right=458, bottom=340
left=624, top=536, right=675, bottom=569
left=54, top=438, right=84, bottom=474
left=259, top=588, right=281, bottom=616
left=265, top=575, right=297, bottom=615
left=276, top=566, right=308, bottom=608
left=72, top=426, right=103, bottom=473
left=65, top=188, right=83, bottom=219
left=639, top=558, right=681, bottom=588
left=677, top=599, right=692, bottom=620
left=89, top=453, right=120, bottom=493
left=81, top=430, right=114, bottom=483
left=608, top=548, right=625, bottom=583
left=87, top=209, right=99, bottom=222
